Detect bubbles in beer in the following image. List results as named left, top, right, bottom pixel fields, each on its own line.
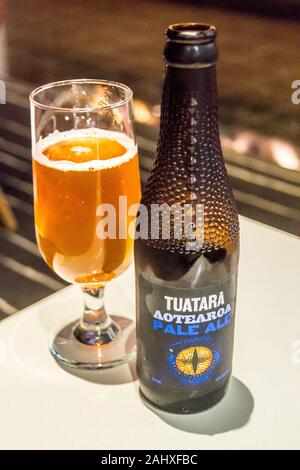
left=33, top=128, right=140, bottom=285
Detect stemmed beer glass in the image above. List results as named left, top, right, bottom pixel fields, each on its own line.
left=30, top=79, right=141, bottom=369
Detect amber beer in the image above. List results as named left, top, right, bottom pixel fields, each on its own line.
left=33, top=129, right=140, bottom=286
left=135, top=24, right=240, bottom=413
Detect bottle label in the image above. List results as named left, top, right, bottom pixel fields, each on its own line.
left=137, top=274, right=237, bottom=392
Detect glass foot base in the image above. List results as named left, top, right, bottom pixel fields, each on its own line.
left=50, top=315, right=136, bottom=370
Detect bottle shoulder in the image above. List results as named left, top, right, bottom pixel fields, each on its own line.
left=140, top=154, right=239, bottom=252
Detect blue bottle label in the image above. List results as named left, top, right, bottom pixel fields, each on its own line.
left=137, top=273, right=237, bottom=392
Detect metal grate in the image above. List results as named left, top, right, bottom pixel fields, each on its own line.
left=0, top=80, right=66, bottom=319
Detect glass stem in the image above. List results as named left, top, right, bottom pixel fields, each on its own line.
left=74, top=287, right=119, bottom=345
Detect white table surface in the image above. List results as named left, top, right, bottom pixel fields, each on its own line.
left=0, top=217, right=300, bottom=450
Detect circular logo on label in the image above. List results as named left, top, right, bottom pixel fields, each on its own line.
left=175, top=346, right=213, bottom=376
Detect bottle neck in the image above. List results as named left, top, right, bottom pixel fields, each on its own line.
left=158, top=64, right=222, bottom=161
left=164, top=63, right=218, bottom=93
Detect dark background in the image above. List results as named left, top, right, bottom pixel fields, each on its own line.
left=0, top=0, right=299, bottom=316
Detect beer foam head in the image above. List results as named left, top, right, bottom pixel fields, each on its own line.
left=34, top=128, right=137, bottom=171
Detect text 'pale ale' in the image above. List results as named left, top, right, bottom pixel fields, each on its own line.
left=135, top=23, right=240, bottom=413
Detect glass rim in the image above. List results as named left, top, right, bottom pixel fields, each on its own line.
left=29, top=78, right=133, bottom=113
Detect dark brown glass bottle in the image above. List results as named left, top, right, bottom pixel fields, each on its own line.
left=135, top=23, right=239, bottom=413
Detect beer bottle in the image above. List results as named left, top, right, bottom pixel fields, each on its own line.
left=135, top=23, right=239, bottom=413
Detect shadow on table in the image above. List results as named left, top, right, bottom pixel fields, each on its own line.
left=143, top=377, right=254, bottom=436
left=57, top=359, right=137, bottom=385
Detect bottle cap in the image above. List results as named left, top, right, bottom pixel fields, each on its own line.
left=164, top=23, right=218, bottom=67
left=166, top=23, right=217, bottom=44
